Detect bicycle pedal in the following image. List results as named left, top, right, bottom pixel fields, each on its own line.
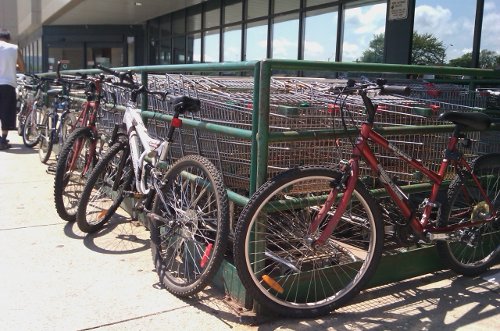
left=46, top=166, right=56, bottom=174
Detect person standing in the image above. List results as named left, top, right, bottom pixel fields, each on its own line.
left=0, top=29, right=25, bottom=150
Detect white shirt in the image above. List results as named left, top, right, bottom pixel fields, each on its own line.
left=0, top=40, right=19, bottom=87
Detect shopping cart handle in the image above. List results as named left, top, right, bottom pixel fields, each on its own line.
left=381, top=85, right=411, bottom=96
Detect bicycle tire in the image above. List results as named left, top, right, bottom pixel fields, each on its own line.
left=76, top=140, right=133, bottom=233
left=150, top=154, right=230, bottom=297
left=437, top=153, right=500, bottom=276
left=38, top=109, right=53, bottom=163
left=22, top=105, right=42, bottom=147
left=57, top=112, right=77, bottom=155
left=233, top=166, right=384, bottom=318
left=54, top=127, right=96, bottom=222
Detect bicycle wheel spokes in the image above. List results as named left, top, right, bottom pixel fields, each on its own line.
left=234, top=167, right=383, bottom=318
left=77, top=141, right=131, bottom=233
left=151, top=155, right=229, bottom=297
left=55, top=128, right=95, bottom=221
left=441, top=160, right=500, bottom=274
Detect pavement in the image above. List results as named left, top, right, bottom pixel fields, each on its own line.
left=0, top=132, right=499, bottom=331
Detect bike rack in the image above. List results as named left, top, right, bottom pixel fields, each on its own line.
left=58, top=60, right=500, bottom=313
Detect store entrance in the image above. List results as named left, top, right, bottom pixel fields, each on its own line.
left=86, top=43, right=125, bottom=68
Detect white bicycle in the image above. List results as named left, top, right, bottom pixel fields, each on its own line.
left=76, top=66, right=230, bottom=297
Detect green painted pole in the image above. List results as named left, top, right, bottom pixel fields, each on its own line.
left=249, top=62, right=261, bottom=194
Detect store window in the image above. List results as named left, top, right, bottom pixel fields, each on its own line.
left=247, top=0, right=268, bottom=19
left=224, top=26, right=242, bottom=61
left=187, top=7, right=202, bottom=32
left=272, top=13, right=299, bottom=59
left=342, top=1, right=387, bottom=62
left=479, top=0, right=500, bottom=69
left=173, top=36, right=186, bottom=64
left=274, top=0, right=300, bottom=13
left=205, top=0, right=221, bottom=29
left=187, top=33, right=201, bottom=63
left=304, top=7, right=338, bottom=61
left=414, top=0, right=476, bottom=66
left=225, top=0, right=242, bottom=25
left=204, top=29, right=220, bottom=62
left=246, top=20, right=268, bottom=60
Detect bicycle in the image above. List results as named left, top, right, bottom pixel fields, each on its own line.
left=233, top=78, right=499, bottom=318
left=38, top=62, right=86, bottom=164
left=21, top=76, right=50, bottom=147
left=53, top=72, right=110, bottom=222
left=76, top=65, right=230, bottom=297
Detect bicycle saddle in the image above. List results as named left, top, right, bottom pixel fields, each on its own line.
left=438, top=111, right=491, bottom=131
left=46, top=88, right=63, bottom=97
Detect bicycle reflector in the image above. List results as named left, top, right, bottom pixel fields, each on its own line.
left=171, top=117, right=182, bottom=128
left=262, top=274, right=284, bottom=294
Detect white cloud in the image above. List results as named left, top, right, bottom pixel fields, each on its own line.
left=342, top=42, right=361, bottom=62
left=272, top=38, right=296, bottom=58
left=482, top=6, right=500, bottom=51
left=304, top=40, right=325, bottom=55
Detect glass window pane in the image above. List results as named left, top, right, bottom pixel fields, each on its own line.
left=173, top=14, right=185, bottom=35
left=204, top=30, right=220, bottom=62
left=187, top=7, right=202, bottom=32
left=480, top=1, right=500, bottom=69
left=187, top=33, right=201, bottom=63
left=48, top=47, right=84, bottom=71
left=160, top=16, right=171, bottom=37
left=225, top=0, right=242, bottom=25
left=148, top=19, right=160, bottom=64
left=272, top=13, right=299, bottom=59
left=274, top=0, right=300, bottom=13
left=159, top=38, right=172, bottom=64
left=304, top=7, right=338, bottom=61
left=173, top=36, right=185, bottom=64
left=247, top=0, right=268, bottom=19
left=205, top=0, right=221, bottom=29
left=306, top=0, right=334, bottom=7
left=246, top=20, right=268, bottom=60
left=224, top=26, right=241, bottom=61
left=343, top=1, right=387, bottom=62
left=414, top=0, right=476, bottom=65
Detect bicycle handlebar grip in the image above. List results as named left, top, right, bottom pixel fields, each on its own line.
left=381, top=85, right=411, bottom=96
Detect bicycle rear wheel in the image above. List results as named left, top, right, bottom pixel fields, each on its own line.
left=54, top=127, right=97, bottom=222
left=76, top=140, right=132, bottom=233
left=437, top=153, right=500, bottom=276
left=150, top=155, right=229, bottom=297
left=233, top=166, right=384, bottom=318
left=38, top=109, right=52, bottom=163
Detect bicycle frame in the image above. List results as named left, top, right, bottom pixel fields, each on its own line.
left=311, top=110, right=496, bottom=246
left=65, top=79, right=105, bottom=175
left=122, top=102, right=168, bottom=195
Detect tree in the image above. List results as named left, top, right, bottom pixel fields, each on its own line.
left=359, top=33, right=385, bottom=63
left=411, top=33, right=446, bottom=65
left=359, top=32, right=446, bottom=65
left=448, top=50, right=500, bottom=69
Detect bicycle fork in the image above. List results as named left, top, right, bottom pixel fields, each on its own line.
left=308, top=160, right=360, bottom=247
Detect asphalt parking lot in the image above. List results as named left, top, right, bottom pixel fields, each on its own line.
left=0, top=133, right=498, bottom=331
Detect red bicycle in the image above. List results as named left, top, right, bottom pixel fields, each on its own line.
left=53, top=73, right=111, bottom=222
left=233, top=79, right=499, bottom=318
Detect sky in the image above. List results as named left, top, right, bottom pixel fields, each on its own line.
left=201, top=0, right=500, bottom=63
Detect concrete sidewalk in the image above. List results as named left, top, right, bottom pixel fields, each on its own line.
left=0, top=133, right=498, bottom=331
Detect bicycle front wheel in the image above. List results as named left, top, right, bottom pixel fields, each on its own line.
left=54, top=127, right=96, bottom=222
left=150, top=155, right=229, bottom=297
left=22, top=105, right=42, bottom=147
left=76, top=140, right=132, bottom=233
left=233, top=166, right=384, bottom=318
left=437, top=153, right=500, bottom=276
